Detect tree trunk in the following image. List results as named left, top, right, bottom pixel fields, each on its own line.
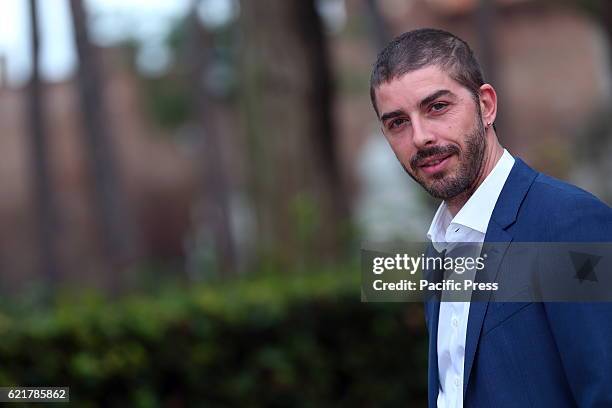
left=364, top=0, right=391, bottom=50
left=240, top=0, right=350, bottom=267
left=185, top=1, right=236, bottom=276
left=27, top=0, right=61, bottom=286
left=601, top=0, right=612, bottom=69
left=475, top=0, right=504, bottom=139
left=68, top=0, right=138, bottom=283
left=0, top=55, right=7, bottom=88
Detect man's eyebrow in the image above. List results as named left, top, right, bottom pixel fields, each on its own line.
left=379, top=90, right=455, bottom=122
left=380, top=110, right=404, bottom=122
left=419, top=89, right=454, bottom=109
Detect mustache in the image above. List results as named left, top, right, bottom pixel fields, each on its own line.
left=410, top=145, right=460, bottom=170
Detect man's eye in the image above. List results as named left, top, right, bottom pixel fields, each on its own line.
left=431, top=102, right=448, bottom=112
left=389, top=118, right=408, bottom=129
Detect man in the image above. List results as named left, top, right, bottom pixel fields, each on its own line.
left=369, top=28, right=612, bottom=407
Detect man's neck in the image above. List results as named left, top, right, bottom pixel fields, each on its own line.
left=446, top=141, right=504, bottom=217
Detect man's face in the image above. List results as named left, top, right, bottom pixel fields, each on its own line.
left=374, top=65, right=486, bottom=200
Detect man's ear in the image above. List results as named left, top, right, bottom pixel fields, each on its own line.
left=479, top=84, right=497, bottom=127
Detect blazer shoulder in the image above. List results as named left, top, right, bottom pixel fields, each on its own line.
left=530, top=173, right=610, bottom=210
left=522, top=173, right=612, bottom=241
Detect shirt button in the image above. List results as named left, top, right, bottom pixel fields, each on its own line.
left=452, top=317, right=459, bottom=328
left=455, top=377, right=461, bottom=387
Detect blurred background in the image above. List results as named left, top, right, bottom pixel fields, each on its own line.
left=0, top=0, right=610, bottom=406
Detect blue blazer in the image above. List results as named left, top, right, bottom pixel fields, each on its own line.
left=424, top=158, right=612, bottom=407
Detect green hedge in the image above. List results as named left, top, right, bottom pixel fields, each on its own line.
left=0, top=266, right=428, bottom=407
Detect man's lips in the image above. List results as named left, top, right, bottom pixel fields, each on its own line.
left=417, top=154, right=453, bottom=174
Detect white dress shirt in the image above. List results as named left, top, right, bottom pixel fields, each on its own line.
left=426, top=149, right=515, bottom=408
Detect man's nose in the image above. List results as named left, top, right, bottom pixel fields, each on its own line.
left=412, top=117, right=436, bottom=148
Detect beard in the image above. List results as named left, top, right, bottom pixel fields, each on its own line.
left=402, top=115, right=487, bottom=200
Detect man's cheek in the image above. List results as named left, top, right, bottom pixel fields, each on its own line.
left=392, top=143, right=412, bottom=161
left=397, top=154, right=413, bottom=170
left=401, top=151, right=416, bottom=167
left=387, top=143, right=407, bottom=162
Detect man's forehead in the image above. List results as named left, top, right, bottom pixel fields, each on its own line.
left=374, top=65, right=468, bottom=116
left=378, top=65, right=459, bottom=98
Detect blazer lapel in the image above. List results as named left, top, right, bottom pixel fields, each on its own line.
left=462, top=157, right=538, bottom=398
left=462, top=220, right=512, bottom=397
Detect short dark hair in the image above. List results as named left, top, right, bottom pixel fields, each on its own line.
left=370, top=28, right=485, bottom=118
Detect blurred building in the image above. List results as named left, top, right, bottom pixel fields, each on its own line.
left=0, top=47, right=200, bottom=290
left=0, top=0, right=610, bottom=289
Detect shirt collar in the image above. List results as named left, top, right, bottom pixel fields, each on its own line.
left=427, top=149, right=515, bottom=244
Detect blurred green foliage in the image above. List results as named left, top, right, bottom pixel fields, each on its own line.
left=141, top=77, right=193, bottom=130
left=0, top=266, right=427, bottom=407
left=290, top=193, right=321, bottom=254
left=136, top=15, right=238, bottom=132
